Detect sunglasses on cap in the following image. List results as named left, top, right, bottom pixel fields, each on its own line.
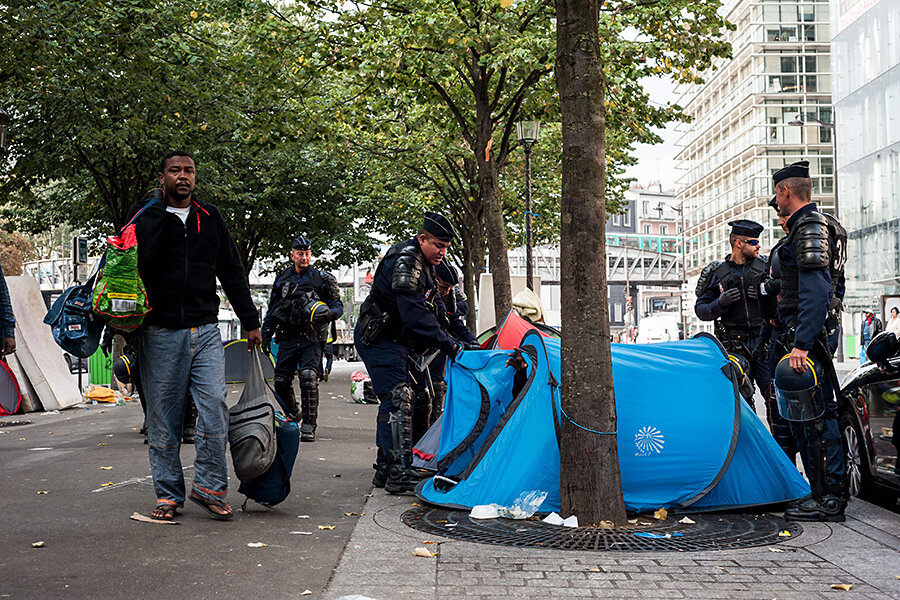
left=739, top=239, right=760, bottom=246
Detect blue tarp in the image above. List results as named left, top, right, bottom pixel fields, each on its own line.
left=418, top=327, right=810, bottom=513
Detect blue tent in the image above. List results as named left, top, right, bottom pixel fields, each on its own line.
left=418, top=328, right=810, bottom=513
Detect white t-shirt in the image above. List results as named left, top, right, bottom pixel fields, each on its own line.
left=166, top=205, right=190, bottom=224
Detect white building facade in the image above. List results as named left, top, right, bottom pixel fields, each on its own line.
left=676, top=0, right=836, bottom=289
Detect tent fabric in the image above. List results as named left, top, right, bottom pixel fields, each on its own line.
left=418, top=315, right=810, bottom=513
left=0, top=361, right=22, bottom=416
left=223, top=340, right=276, bottom=384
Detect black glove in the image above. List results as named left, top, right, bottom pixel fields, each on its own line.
left=762, top=278, right=781, bottom=297
left=447, top=343, right=463, bottom=361
left=262, top=337, right=272, bottom=355
left=718, top=287, right=741, bottom=307
left=462, top=340, right=481, bottom=351
left=752, top=337, right=769, bottom=362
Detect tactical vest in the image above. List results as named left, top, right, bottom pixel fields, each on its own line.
left=778, top=210, right=847, bottom=317
left=714, top=258, right=767, bottom=335
left=271, top=266, right=325, bottom=329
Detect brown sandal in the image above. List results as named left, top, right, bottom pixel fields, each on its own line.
left=150, top=503, right=178, bottom=521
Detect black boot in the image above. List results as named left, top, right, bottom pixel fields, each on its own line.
left=372, top=462, right=388, bottom=488
left=385, top=462, right=420, bottom=494
left=784, top=495, right=845, bottom=522
left=299, top=368, right=318, bottom=442
left=385, top=384, right=419, bottom=494
left=274, top=375, right=300, bottom=421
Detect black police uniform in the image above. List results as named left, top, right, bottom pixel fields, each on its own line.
left=410, top=259, right=479, bottom=444
left=757, top=200, right=798, bottom=462
left=694, top=219, right=771, bottom=409
left=354, top=212, right=463, bottom=494
left=261, top=237, right=343, bottom=442
left=771, top=161, right=848, bottom=522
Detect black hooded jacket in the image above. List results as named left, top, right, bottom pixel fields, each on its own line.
left=126, top=197, right=260, bottom=331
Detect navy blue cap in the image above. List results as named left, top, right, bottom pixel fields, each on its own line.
left=423, top=212, right=457, bottom=242
left=773, top=160, right=810, bottom=185
left=434, top=259, right=459, bottom=285
left=292, top=236, right=311, bottom=250
left=728, top=219, right=764, bottom=238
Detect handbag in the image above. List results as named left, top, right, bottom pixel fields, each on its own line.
left=91, top=195, right=159, bottom=331
left=229, top=352, right=277, bottom=481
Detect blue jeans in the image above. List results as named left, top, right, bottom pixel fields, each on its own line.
left=139, top=324, right=228, bottom=506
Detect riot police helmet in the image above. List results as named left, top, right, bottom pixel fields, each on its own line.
left=292, top=236, right=311, bottom=251
left=113, top=353, right=136, bottom=385
left=774, top=354, right=824, bottom=422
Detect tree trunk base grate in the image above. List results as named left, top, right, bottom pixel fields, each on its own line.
left=401, top=507, right=802, bottom=552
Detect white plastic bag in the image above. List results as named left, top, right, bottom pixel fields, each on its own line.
left=501, top=490, right=548, bottom=519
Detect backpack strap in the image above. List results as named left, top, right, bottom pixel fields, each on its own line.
left=123, top=196, right=161, bottom=231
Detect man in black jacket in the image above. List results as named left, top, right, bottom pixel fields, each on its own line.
left=129, top=150, right=261, bottom=521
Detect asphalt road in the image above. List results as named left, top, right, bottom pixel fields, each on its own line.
left=0, top=360, right=377, bottom=600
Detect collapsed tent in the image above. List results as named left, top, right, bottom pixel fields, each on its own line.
left=417, top=314, right=810, bottom=513
left=0, top=361, right=22, bottom=416
left=223, top=339, right=276, bottom=384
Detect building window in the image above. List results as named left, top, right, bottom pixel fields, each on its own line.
left=643, top=224, right=651, bottom=234
left=624, top=207, right=632, bottom=227
left=614, top=303, right=623, bottom=322
left=660, top=225, right=668, bottom=235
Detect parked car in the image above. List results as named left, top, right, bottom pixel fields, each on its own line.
left=839, top=332, right=900, bottom=503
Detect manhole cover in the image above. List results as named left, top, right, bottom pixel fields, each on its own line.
left=0, top=420, right=32, bottom=428
left=402, top=507, right=801, bottom=552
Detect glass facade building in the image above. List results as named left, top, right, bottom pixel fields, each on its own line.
left=830, top=0, right=900, bottom=316
left=675, top=0, right=836, bottom=293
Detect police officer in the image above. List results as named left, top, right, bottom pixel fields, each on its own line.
left=410, top=259, right=479, bottom=444
left=694, top=219, right=771, bottom=408
left=261, top=236, right=344, bottom=442
left=756, top=196, right=798, bottom=463
left=354, top=212, right=477, bottom=494
left=770, top=160, right=848, bottom=522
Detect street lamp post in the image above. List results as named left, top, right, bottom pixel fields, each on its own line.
left=673, top=203, right=689, bottom=339
left=0, top=108, right=10, bottom=150
left=788, top=113, right=838, bottom=218
left=516, top=120, right=540, bottom=291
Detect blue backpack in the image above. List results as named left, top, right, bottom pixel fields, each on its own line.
left=43, top=270, right=105, bottom=358
left=238, top=385, right=300, bottom=508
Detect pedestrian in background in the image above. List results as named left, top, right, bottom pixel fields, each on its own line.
left=859, top=309, right=883, bottom=363
left=0, top=263, right=15, bottom=358
left=129, top=150, right=262, bottom=521
left=887, top=307, right=900, bottom=337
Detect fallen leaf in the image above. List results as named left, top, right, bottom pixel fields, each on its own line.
left=297, top=515, right=310, bottom=519
left=318, top=525, right=335, bottom=530
left=300, top=592, right=312, bottom=597
left=18, top=437, right=26, bottom=441
left=598, top=520, right=615, bottom=528
left=99, top=482, right=114, bottom=487
left=100, top=466, right=113, bottom=470
left=247, top=542, right=267, bottom=548
left=830, top=584, right=852, bottom=591
left=768, top=547, right=784, bottom=553
left=778, top=530, right=791, bottom=537
left=333, top=473, right=341, bottom=478
left=97, top=443, right=107, bottom=447
left=37, top=490, right=48, bottom=495
left=32, top=541, right=45, bottom=548
left=588, top=568, right=601, bottom=572
left=343, top=512, right=359, bottom=516
left=413, top=547, right=435, bottom=558
left=654, top=508, right=668, bottom=521
left=423, top=540, right=438, bottom=544
left=679, top=517, right=695, bottom=524
left=411, top=502, right=419, bottom=506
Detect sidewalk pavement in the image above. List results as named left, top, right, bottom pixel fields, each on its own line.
left=323, top=492, right=900, bottom=600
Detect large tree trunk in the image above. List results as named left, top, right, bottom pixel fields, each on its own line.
left=478, top=144, right=512, bottom=326
left=555, top=0, right=627, bottom=526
